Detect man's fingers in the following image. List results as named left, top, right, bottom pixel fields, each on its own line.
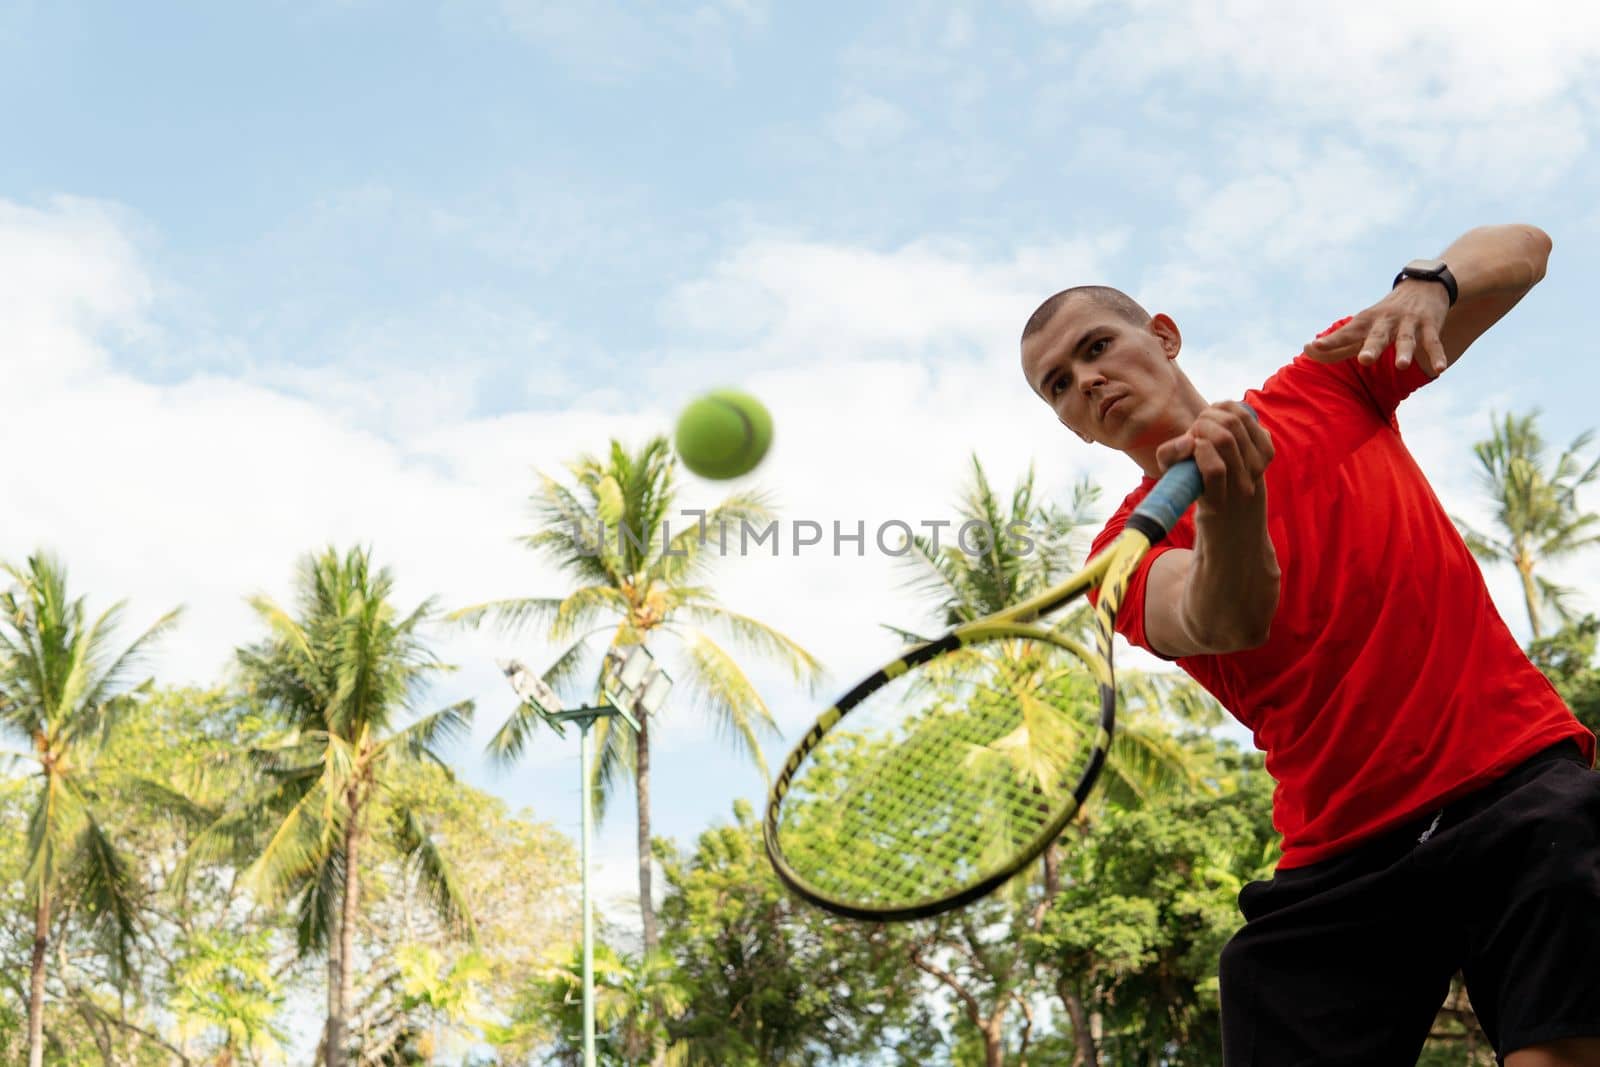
left=1193, top=409, right=1259, bottom=497
left=1156, top=432, right=1195, bottom=473
left=1305, top=321, right=1362, bottom=361
left=1394, top=328, right=1416, bottom=371
left=1358, top=320, right=1392, bottom=365
left=1192, top=437, right=1233, bottom=499
left=1420, top=319, right=1449, bottom=376
left=1224, top=400, right=1274, bottom=461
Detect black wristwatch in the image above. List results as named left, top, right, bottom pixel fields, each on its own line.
left=1392, top=258, right=1458, bottom=306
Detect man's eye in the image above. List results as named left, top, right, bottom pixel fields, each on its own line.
left=1049, top=376, right=1066, bottom=397
left=1088, top=338, right=1108, bottom=357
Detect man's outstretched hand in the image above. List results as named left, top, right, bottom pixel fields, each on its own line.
left=1302, top=281, right=1452, bottom=376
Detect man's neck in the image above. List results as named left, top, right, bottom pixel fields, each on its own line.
left=1128, top=386, right=1209, bottom=479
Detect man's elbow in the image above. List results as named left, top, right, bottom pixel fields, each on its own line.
left=1214, top=614, right=1275, bottom=654
left=1186, top=607, right=1276, bottom=655
left=1195, top=586, right=1279, bottom=654
left=1518, top=224, right=1553, bottom=283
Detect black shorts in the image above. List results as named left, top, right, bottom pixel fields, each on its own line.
left=1220, top=739, right=1600, bottom=1066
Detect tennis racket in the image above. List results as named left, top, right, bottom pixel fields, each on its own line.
left=763, top=431, right=1235, bottom=922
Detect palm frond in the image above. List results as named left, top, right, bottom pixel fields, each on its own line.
left=292, top=848, right=344, bottom=956
left=23, top=768, right=83, bottom=902
left=392, top=808, right=477, bottom=945
left=242, top=779, right=338, bottom=907
left=586, top=712, right=636, bottom=825
left=68, top=799, right=144, bottom=981
left=485, top=699, right=560, bottom=770
left=385, top=700, right=475, bottom=765
left=671, top=604, right=825, bottom=694
left=77, top=605, right=184, bottom=717
left=442, top=596, right=565, bottom=637
left=669, top=629, right=780, bottom=781
left=551, top=586, right=628, bottom=642
left=652, top=490, right=777, bottom=585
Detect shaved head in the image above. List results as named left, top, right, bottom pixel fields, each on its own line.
left=1021, top=285, right=1151, bottom=343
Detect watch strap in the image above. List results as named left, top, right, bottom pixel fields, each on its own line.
left=1392, top=262, right=1458, bottom=306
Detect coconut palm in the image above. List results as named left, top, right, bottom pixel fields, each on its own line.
left=1455, top=410, right=1600, bottom=639
left=0, top=551, right=181, bottom=1067
left=191, top=546, right=475, bottom=1067
left=450, top=436, right=824, bottom=954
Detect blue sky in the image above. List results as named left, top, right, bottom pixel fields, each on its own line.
left=6, top=0, right=1600, bottom=1010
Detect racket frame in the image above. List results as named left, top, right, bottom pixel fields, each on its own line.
left=763, top=529, right=1154, bottom=921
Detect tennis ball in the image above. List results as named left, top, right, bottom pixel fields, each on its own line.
left=673, top=389, right=773, bottom=480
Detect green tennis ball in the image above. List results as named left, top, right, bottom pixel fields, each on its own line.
left=674, top=389, right=773, bottom=480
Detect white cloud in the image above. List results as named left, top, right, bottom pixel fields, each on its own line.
left=1140, top=138, right=1414, bottom=311
left=1035, top=0, right=1600, bottom=188
left=0, top=197, right=151, bottom=387
left=659, top=231, right=1126, bottom=369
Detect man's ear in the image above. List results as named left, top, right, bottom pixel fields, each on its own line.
left=1150, top=313, right=1181, bottom=359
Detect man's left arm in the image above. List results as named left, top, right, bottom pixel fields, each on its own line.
left=1304, top=224, right=1553, bottom=376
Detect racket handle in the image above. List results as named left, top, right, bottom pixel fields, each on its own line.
left=1127, top=402, right=1256, bottom=541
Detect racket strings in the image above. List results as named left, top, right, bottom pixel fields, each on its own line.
left=776, top=634, right=1102, bottom=906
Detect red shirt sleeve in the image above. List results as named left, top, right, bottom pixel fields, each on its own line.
left=1086, top=495, right=1184, bottom=662
left=1314, top=315, right=1434, bottom=419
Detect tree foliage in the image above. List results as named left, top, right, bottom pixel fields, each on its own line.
left=1454, top=410, right=1600, bottom=638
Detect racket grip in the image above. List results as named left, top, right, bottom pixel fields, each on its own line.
left=1127, top=402, right=1256, bottom=541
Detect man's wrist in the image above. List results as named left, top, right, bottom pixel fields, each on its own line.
left=1392, top=259, right=1458, bottom=306
left=1393, top=277, right=1452, bottom=313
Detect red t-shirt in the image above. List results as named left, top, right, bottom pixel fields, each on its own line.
left=1090, top=319, right=1595, bottom=868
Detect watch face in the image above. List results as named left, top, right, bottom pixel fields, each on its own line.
left=1407, top=258, right=1446, bottom=275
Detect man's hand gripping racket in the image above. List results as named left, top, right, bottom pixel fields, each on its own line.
left=763, top=403, right=1258, bottom=921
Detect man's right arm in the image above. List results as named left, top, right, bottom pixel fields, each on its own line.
left=1140, top=402, right=1281, bottom=659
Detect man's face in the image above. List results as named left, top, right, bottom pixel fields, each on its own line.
left=1020, top=298, right=1183, bottom=450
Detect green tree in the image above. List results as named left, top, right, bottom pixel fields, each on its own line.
left=1454, top=411, right=1600, bottom=638
left=658, top=800, right=936, bottom=1066
left=0, top=686, right=287, bottom=1065
left=1527, top=614, right=1600, bottom=735
left=0, top=552, right=181, bottom=1067
left=516, top=940, right=690, bottom=1066
left=168, top=930, right=288, bottom=1065
left=193, top=546, right=476, bottom=1067
left=351, top=760, right=580, bottom=1065
left=451, top=437, right=824, bottom=954
left=1031, top=745, right=1277, bottom=1067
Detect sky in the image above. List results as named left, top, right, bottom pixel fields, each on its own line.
left=6, top=0, right=1600, bottom=999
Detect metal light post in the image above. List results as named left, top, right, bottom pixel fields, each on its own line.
left=500, top=645, right=672, bottom=1067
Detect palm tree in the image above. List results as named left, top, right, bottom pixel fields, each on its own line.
left=1455, top=411, right=1600, bottom=639
left=191, top=546, right=476, bottom=1067
left=527, top=941, right=690, bottom=1066
left=0, top=551, right=181, bottom=1067
left=451, top=436, right=825, bottom=954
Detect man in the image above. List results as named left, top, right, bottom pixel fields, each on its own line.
left=1019, top=224, right=1600, bottom=1066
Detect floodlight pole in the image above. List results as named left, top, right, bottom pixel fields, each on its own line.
left=543, top=700, right=639, bottom=1067
left=503, top=653, right=656, bottom=1067
left=578, top=714, right=598, bottom=1067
